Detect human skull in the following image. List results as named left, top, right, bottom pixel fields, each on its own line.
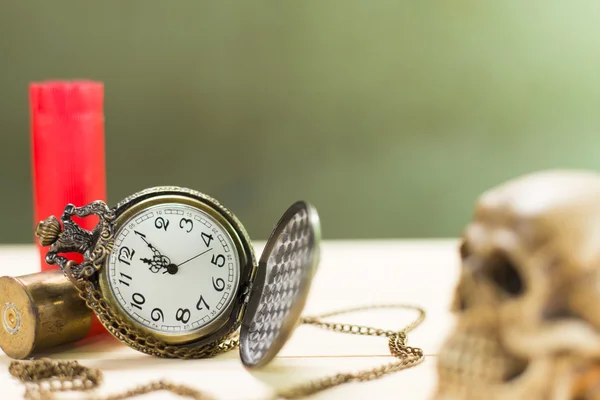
left=433, top=170, right=600, bottom=400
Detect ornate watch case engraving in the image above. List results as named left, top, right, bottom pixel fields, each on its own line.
left=34, top=187, right=256, bottom=359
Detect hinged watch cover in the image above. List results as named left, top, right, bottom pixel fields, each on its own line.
left=239, top=201, right=321, bottom=368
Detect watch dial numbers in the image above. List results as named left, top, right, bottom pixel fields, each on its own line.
left=119, top=272, right=132, bottom=287
left=212, top=277, right=225, bottom=292
left=201, top=232, right=213, bottom=247
left=108, top=202, right=241, bottom=336
left=211, top=254, right=225, bottom=267
left=155, top=217, right=169, bottom=231
left=151, top=308, right=165, bottom=322
left=179, top=218, right=193, bottom=233
left=131, top=293, right=145, bottom=310
left=196, top=295, right=210, bottom=311
left=176, top=308, right=191, bottom=323
left=118, top=247, right=135, bottom=265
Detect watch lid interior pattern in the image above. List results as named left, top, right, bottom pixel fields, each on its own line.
left=239, top=201, right=320, bottom=368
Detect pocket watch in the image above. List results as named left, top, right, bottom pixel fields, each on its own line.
left=34, top=186, right=320, bottom=366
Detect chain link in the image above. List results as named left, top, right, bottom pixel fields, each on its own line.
left=300, top=303, right=425, bottom=337
left=9, top=358, right=212, bottom=400
left=276, top=304, right=425, bottom=399
left=9, top=304, right=425, bottom=400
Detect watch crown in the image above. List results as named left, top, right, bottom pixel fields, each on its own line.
left=35, top=216, right=62, bottom=246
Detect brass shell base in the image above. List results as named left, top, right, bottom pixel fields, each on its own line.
left=0, top=271, right=92, bottom=359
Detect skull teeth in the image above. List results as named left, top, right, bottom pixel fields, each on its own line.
left=438, top=329, right=528, bottom=385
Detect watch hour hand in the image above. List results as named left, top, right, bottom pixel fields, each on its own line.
left=140, top=257, right=154, bottom=266
left=140, top=256, right=170, bottom=274
left=135, top=230, right=172, bottom=273
left=140, top=257, right=160, bottom=273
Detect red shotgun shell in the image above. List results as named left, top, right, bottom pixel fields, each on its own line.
left=30, top=80, right=107, bottom=336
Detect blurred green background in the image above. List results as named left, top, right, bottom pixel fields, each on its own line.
left=2, top=1, right=600, bottom=243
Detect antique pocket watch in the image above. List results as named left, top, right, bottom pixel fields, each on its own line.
left=35, top=187, right=320, bottom=367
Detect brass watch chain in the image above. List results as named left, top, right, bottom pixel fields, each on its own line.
left=9, top=304, right=425, bottom=400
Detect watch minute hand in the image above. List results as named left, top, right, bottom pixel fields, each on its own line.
left=135, top=230, right=162, bottom=255
left=144, top=240, right=161, bottom=255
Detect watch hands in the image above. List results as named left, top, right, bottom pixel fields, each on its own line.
left=162, top=248, right=213, bottom=275
left=134, top=230, right=172, bottom=274
left=140, top=255, right=172, bottom=274
left=135, top=232, right=163, bottom=256
left=177, top=248, right=213, bottom=268
left=133, top=231, right=213, bottom=275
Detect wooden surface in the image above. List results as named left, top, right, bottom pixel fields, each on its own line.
left=0, top=240, right=461, bottom=400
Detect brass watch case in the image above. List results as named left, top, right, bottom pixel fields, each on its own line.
left=97, top=187, right=256, bottom=347
left=33, top=185, right=320, bottom=361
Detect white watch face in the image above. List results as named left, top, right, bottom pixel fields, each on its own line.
left=107, top=202, right=240, bottom=336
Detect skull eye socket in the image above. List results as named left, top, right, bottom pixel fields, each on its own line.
left=459, top=241, right=470, bottom=260
left=486, top=253, right=525, bottom=297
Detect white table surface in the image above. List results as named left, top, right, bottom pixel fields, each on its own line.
left=0, top=240, right=461, bottom=400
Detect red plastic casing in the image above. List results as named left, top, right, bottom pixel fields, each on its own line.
left=30, top=80, right=107, bottom=336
